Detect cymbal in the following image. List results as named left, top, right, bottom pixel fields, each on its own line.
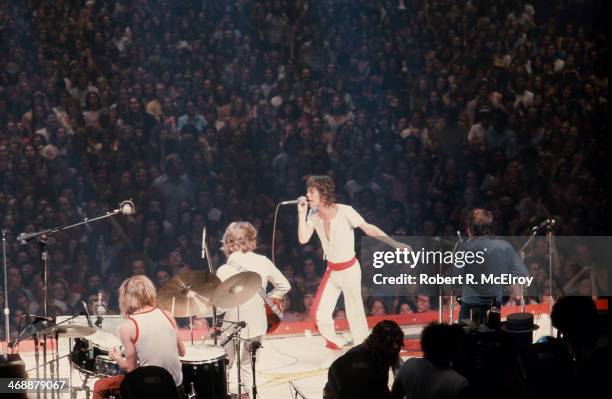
left=42, top=324, right=97, bottom=339
left=158, top=270, right=221, bottom=317
left=213, top=271, right=262, bottom=309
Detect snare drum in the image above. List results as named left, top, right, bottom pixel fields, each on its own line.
left=70, top=329, right=122, bottom=375
left=181, top=345, right=227, bottom=399
left=95, top=355, right=126, bottom=377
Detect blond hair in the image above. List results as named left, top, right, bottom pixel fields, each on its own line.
left=119, top=275, right=157, bottom=316
left=221, top=221, right=257, bottom=256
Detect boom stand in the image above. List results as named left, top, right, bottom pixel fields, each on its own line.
left=518, top=228, right=540, bottom=312
left=17, top=201, right=134, bottom=399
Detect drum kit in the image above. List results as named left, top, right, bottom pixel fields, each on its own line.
left=16, top=214, right=267, bottom=398
left=26, top=268, right=265, bottom=399
left=155, top=269, right=264, bottom=399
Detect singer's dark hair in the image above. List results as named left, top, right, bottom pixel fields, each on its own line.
left=306, top=175, right=335, bottom=205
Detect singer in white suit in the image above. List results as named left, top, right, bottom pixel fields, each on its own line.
left=216, top=221, right=291, bottom=398
left=297, top=176, right=408, bottom=350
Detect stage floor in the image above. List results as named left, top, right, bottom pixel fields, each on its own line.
left=17, top=313, right=552, bottom=399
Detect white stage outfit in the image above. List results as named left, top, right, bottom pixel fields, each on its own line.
left=307, top=204, right=369, bottom=348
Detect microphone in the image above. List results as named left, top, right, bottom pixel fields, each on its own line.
left=219, top=333, right=233, bottom=347
left=280, top=199, right=300, bottom=205
left=94, top=290, right=107, bottom=327
left=207, top=316, right=224, bottom=339
left=81, top=300, right=93, bottom=327
left=28, top=315, right=54, bottom=322
left=218, top=321, right=247, bottom=346
left=531, top=218, right=556, bottom=231
left=116, top=200, right=136, bottom=216
left=249, top=339, right=263, bottom=350
left=17, top=232, right=40, bottom=244
left=201, top=227, right=206, bottom=259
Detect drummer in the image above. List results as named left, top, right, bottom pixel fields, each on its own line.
left=93, top=275, right=185, bottom=399
left=217, top=221, right=291, bottom=398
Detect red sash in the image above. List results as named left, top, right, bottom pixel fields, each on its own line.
left=326, top=257, right=357, bottom=271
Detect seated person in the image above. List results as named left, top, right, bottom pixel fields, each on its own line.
left=325, top=320, right=404, bottom=399
left=392, top=323, right=469, bottom=399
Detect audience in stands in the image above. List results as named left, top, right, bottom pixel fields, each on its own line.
left=0, top=1, right=607, bottom=344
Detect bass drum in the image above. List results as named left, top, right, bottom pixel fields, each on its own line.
left=181, top=345, right=227, bottom=399
left=70, top=337, right=104, bottom=375
left=70, top=329, right=122, bottom=375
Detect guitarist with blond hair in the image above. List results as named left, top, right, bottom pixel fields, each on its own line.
left=217, top=221, right=291, bottom=398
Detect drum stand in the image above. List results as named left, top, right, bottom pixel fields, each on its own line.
left=34, top=333, right=41, bottom=399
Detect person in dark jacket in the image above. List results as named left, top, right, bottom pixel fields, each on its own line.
left=325, top=320, right=404, bottom=399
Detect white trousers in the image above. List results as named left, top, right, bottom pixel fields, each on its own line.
left=311, top=262, right=369, bottom=347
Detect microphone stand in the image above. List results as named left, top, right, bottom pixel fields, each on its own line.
left=289, top=380, right=307, bottom=399
left=518, top=227, right=541, bottom=312
left=18, top=202, right=136, bottom=315
left=546, top=225, right=556, bottom=336
left=220, top=318, right=248, bottom=397
left=449, top=232, right=462, bottom=323
left=201, top=227, right=219, bottom=345
left=2, top=228, right=9, bottom=355
left=221, top=322, right=262, bottom=398
left=17, top=201, right=135, bottom=398
left=250, top=340, right=262, bottom=399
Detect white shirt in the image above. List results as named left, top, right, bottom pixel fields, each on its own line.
left=307, top=204, right=365, bottom=263
left=216, top=251, right=291, bottom=338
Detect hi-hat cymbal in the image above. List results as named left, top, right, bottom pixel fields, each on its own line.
left=212, top=271, right=262, bottom=309
left=42, top=324, right=97, bottom=339
left=158, top=270, right=221, bottom=317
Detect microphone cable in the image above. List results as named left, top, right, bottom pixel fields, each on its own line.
left=271, top=203, right=282, bottom=265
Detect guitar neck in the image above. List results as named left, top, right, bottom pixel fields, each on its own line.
left=262, top=292, right=283, bottom=317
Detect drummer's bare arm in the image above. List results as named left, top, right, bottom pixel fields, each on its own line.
left=162, top=309, right=186, bottom=357
left=114, top=323, right=138, bottom=372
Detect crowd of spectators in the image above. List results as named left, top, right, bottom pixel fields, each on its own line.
left=0, top=0, right=608, bottom=340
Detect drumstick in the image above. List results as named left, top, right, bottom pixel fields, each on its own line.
left=171, top=296, right=176, bottom=317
